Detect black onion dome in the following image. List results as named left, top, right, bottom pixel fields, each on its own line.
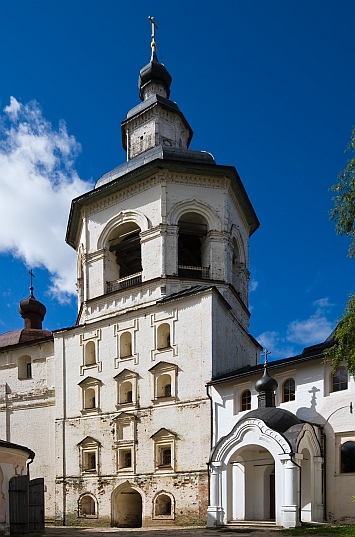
left=139, top=57, right=172, bottom=101
left=19, top=295, right=46, bottom=319
left=19, top=292, right=46, bottom=330
left=240, top=407, right=302, bottom=434
left=255, top=367, right=278, bottom=393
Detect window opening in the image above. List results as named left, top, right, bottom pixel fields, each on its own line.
left=240, top=389, right=251, bottom=411
left=178, top=212, right=208, bottom=278
left=120, top=381, right=133, bottom=404
left=84, top=451, right=96, bottom=472
left=18, top=355, right=32, bottom=380
left=341, top=441, right=355, bottom=473
left=85, top=341, right=96, bottom=365
left=157, top=374, right=172, bottom=398
left=159, top=447, right=171, bottom=467
left=120, top=331, right=132, bottom=358
left=283, top=378, right=296, bottom=402
left=84, top=388, right=96, bottom=409
left=332, top=367, right=348, bottom=392
left=108, top=224, right=142, bottom=278
left=157, top=323, right=171, bottom=349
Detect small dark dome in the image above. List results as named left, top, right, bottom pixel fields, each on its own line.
left=19, top=295, right=46, bottom=319
left=139, top=59, right=172, bottom=100
left=19, top=291, right=46, bottom=330
left=256, top=367, right=278, bottom=393
left=240, top=407, right=302, bottom=434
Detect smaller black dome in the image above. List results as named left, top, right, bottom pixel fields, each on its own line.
left=19, top=291, right=46, bottom=330
left=256, top=367, right=278, bottom=393
left=19, top=295, right=46, bottom=319
left=240, top=407, right=302, bottom=434
left=139, top=59, right=172, bottom=101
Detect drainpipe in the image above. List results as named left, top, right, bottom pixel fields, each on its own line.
left=61, top=336, right=67, bottom=526
left=322, top=429, right=327, bottom=522
left=26, top=450, right=35, bottom=480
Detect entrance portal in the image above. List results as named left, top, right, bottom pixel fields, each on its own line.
left=112, top=485, right=142, bottom=527
left=230, top=446, right=275, bottom=522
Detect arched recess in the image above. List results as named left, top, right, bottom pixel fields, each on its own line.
left=230, top=226, right=247, bottom=265
left=230, top=227, right=248, bottom=298
left=78, top=493, right=97, bottom=517
left=98, top=211, right=150, bottom=287
left=168, top=199, right=222, bottom=232
left=98, top=211, right=149, bottom=250
left=111, top=482, right=143, bottom=527
left=296, top=423, right=323, bottom=523
left=153, top=491, right=175, bottom=519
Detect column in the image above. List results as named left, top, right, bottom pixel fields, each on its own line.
left=207, top=461, right=224, bottom=527
left=280, top=456, right=300, bottom=528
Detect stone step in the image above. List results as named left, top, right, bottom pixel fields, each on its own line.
left=224, top=520, right=282, bottom=531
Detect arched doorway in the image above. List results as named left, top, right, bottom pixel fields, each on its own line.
left=229, top=445, right=275, bottom=522
left=112, top=484, right=142, bottom=527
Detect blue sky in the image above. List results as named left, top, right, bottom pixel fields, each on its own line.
left=0, top=1, right=354, bottom=360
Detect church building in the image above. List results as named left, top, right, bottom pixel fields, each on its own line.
left=0, top=30, right=354, bottom=529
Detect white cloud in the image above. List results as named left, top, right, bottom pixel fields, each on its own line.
left=286, top=297, right=335, bottom=345
left=257, top=297, right=336, bottom=359
left=249, top=279, right=259, bottom=292
left=256, top=330, right=295, bottom=360
left=0, top=97, right=93, bottom=300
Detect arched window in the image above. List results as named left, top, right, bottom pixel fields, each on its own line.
left=79, top=377, right=101, bottom=413
left=154, top=493, right=173, bottom=516
left=178, top=212, right=209, bottom=279
left=157, top=374, right=172, bottom=398
left=84, top=388, right=96, bottom=409
left=240, top=389, right=251, bottom=411
left=120, top=381, right=133, bottom=404
left=18, top=355, right=32, bottom=380
left=79, top=494, right=96, bottom=517
left=332, top=367, right=348, bottom=392
left=85, top=341, right=96, bottom=365
left=341, top=441, right=355, bottom=473
left=283, top=378, right=296, bottom=402
left=157, top=323, right=170, bottom=350
left=108, top=223, right=142, bottom=279
left=120, top=332, right=132, bottom=358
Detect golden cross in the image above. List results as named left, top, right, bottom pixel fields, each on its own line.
left=148, top=16, right=158, bottom=56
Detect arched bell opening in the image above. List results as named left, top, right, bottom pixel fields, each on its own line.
left=106, top=222, right=142, bottom=292
left=178, top=212, right=209, bottom=279
left=112, top=484, right=143, bottom=527
left=228, top=445, right=275, bottom=522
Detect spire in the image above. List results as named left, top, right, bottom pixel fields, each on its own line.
left=19, top=270, right=47, bottom=330
left=138, top=16, right=172, bottom=101
left=148, top=16, right=159, bottom=63
left=255, top=349, right=278, bottom=408
left=121, top=18, right=193, bottom=160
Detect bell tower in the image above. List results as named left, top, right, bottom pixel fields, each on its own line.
left=58, top=22, right=262, bottom=527
left=66, top=28, right=259, bottom=330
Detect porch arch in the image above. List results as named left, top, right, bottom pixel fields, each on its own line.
left=111, top=482, right=143, bottom=527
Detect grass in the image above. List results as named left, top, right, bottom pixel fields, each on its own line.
left=284, top=526, right=355, bottom=536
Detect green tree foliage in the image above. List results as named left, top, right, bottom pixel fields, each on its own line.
left=330, top=127, right=355, bottom=258
left=324, top=294, right=355, bottom=377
